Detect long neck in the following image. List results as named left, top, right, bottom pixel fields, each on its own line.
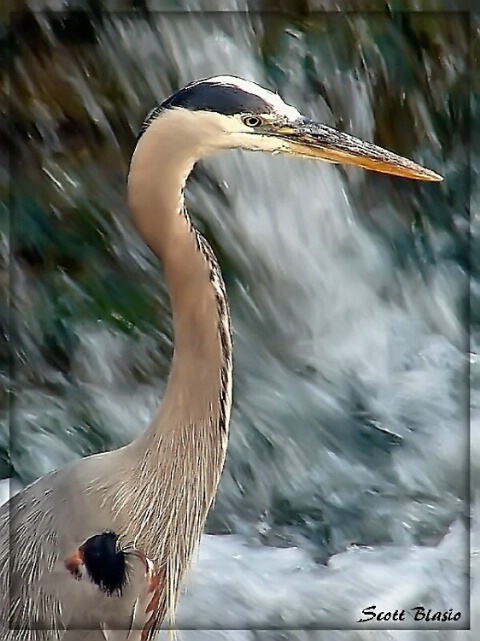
left=127, top=113, right=233, bottom=456
left=102, top=112, right=233, bottom=628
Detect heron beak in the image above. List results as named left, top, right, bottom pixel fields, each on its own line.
left=275, top=118, right=443, bottom=182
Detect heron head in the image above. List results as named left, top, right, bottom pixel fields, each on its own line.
left=143, top=75, right=442, bottom=182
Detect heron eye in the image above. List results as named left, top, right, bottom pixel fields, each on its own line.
left=242, top=115, right=262, bottom=128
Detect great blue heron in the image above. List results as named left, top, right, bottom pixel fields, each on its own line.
left=1, top=75, right=442, bottom=640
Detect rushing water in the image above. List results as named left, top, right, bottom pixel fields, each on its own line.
left=3, top=6, right=478, bottom=641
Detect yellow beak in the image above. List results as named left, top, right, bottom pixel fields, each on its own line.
left=275, top=119, right=443, bottom=182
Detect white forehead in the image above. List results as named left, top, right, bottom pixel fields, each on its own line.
left=200, top=75, right=302, bottom=121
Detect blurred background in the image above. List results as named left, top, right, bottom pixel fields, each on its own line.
left=1, top=2, right=478, bottom=640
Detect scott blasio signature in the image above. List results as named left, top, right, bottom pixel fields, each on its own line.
left=358, top=605, right=462, bottom=623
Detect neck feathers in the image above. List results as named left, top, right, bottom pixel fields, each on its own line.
left=124, top=109, right=233, bottom=627
left=127, top=110, right=233, bottom=438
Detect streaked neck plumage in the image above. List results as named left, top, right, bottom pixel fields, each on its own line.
left=124, top=107, right=233, bottom=624
left=128, top=108, right=233, bottom=450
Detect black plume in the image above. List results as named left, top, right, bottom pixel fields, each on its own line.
left=81, top=531, right=127, bottom=596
